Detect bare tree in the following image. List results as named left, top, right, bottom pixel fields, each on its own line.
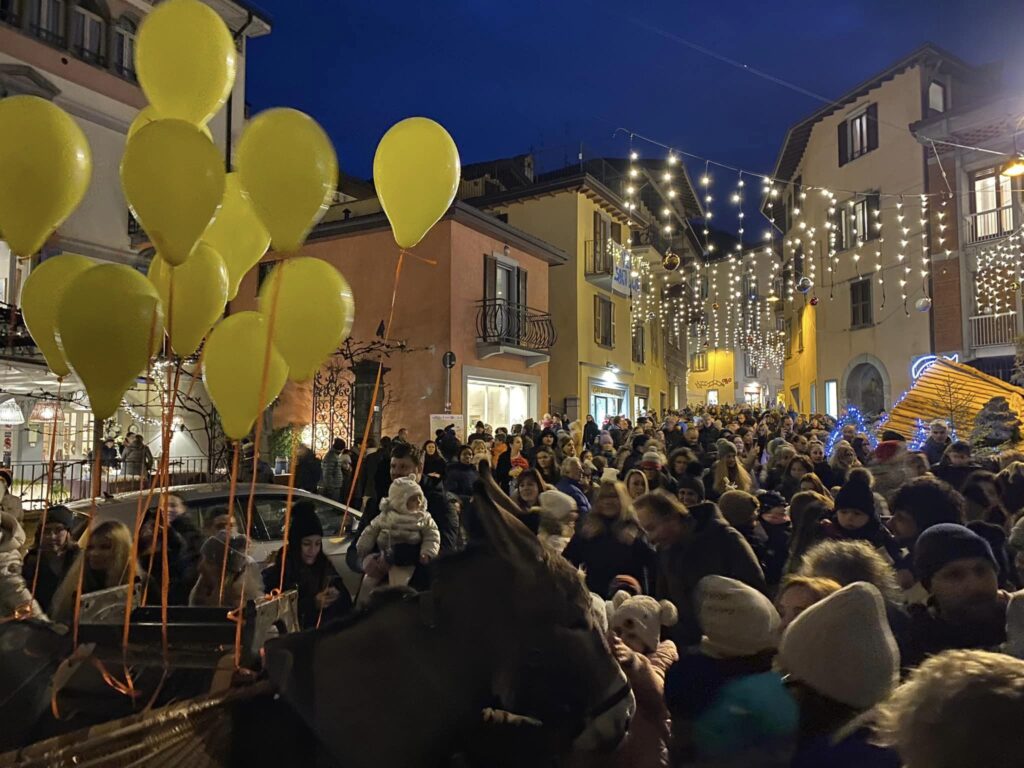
left=926, top=376, right=975, bottom=437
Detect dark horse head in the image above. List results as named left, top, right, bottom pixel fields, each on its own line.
left=260, top=461, right=633, bottom=767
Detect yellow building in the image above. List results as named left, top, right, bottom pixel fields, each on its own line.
left=461, top=156, right=702, bottom=421
left=765, top=44, right=995, bottom=417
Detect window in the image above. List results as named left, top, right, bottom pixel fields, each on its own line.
left=483, top=253, right=528, bottom=345
left=929, top=81, right=946, bottom=113
left=690, top=351, right=708, bottom=372
left=825, top=380, right=839, bottom=418
left=115, top=17, right=137, bottom=78
left=632, top=324, right=645, bottom=364
left=699, top=274, right=709, bottom=300
left=838, top=103, right=878, bottom=166
left=71, top=5, right=104, bottom=63
left=850, top=277, right=873, bottom=328
left=706, top=389, right=719, bottom=406
left=790, top=386, right=801, bottom=411
left=744, top=352, right=758, bottom=378
left=838, top=193, right=880, bottom=249
left=467, top=378, right=530, bottom=432
left=256, top=496, right=344, bottom=542
left=0, top=0, right=17, bottom=24
left=29, top=0, right=64, bottom=43
left=257, top=261, right=278, bottom=292
left=970, top=169, right=1015, bottom=241
left=743, top=274, right=758, bottom=300
left=594, top=295, right=614, bottom=348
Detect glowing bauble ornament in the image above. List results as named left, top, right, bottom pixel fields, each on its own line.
left=797, top=276, right=814, bottom=294
left=915, top=297, right=933, bottom=312
left=662, top=252, right=680, bottom=271
left=712, top=302, right=720, bottom=311
left=810, top=296, right=820, bottom=306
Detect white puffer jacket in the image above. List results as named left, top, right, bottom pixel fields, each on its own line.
left=0, top=512, right=44, bottom=620
left=356, top=502, right=441, bottom=560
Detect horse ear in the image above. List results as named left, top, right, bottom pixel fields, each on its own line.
left=467, top=460, right=543, bottom=561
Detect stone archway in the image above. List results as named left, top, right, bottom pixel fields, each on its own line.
left=842, top=354, right=891, bottom=416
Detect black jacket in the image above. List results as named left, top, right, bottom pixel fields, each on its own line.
left=563, top=528, right=657, bottom=599
left=904, top=599, right=1007, bottom=668
left=22, top=544, right=79, bottom=614
left=444, top=461, right=479, bottom=500
left=295, top=453, right=322, bottom=494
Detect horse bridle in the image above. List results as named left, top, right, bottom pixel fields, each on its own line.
left=585, top=678, right=632, bottom=722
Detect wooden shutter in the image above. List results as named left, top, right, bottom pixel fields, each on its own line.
left=837, top=121, right=849, bottom=167
left=610, top=222, right=622, bottom=245
left=594, top=295, right=601, bottom=345
left=483, top=254, right=496, bottom=300
left=517, top=267, right=528, bottom=308
left=593, top=211, right=603, bottom=246
left=610, top=300, right=616, bottom=348
left=866, top=103, right=879, bottom=151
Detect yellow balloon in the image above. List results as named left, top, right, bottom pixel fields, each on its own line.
left=0, top=96, right=91, bottom=258
left=203, top=312, right=288, bottom=440
left=258, top=258, right=355, bottom=383
left=135, top=0, right=236, bottom=126
left=121, top=118, right=225, bottom=266
left=57, top=265, right=163, bottom=420
left=201, top=173, right=271, bottom=300
left=148, top=244, right=229, bottom=358
left=373, top=117, right=460, bottom=250
left=22, top=253, right=94, bottom=377
left=128, top=105, right=212, bottom=143
left=235, top=108, right=338, bottom=253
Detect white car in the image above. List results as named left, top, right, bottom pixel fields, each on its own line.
left=68, top=483, right=364, bottom=595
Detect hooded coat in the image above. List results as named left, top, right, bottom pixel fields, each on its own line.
left=1, top=512, right=45, bottom=620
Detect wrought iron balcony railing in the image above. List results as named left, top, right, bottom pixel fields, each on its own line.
left=475, top=299, right=556, bottom=352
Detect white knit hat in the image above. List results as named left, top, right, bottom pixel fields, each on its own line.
left=609, top=591, right=678, bottom=655
left=386, top=475, right=425, bottom=514
left=538, top=489, right=577, bottom=523
left=696, top=575, right=780, bottom=659
left=778, top=581, right=899, bottom=709
left=600, top=467, right=620, bottom=484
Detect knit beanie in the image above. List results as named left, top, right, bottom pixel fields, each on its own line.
left=758, top=490, right=786, bottom=512
left=632, top=434, right=650, bottom=453
left=44, top=504, right=75, bottom=531
left=778, top=582, right=899, bottom=709
left=696, top=575, right=780, bottom=659
left=833, top=470, right=875, bottom=518
left=715, top=438, right=737, bottom=459
left=538, top=489, right=577, bottom=523
left=914, top=522, right=997, bottom=589
left=600, top=466, right=620, bottom=484
left=386, top=475, right=426, bottom=514
left=201, top=531, right=251, bottom=574
left=675, top=473, right=705, bottom=501
left=767, top=437, right=788, bottom=457
left=610, top=591, right=679, bottom=655
left=718, top=490, right=759, bottom=528
left=640, top=450, right=664, bottom=470
left=599, top=432, right=614, bottom=448
left=288, top=501, right=324, bottom=543
left=880, top=430, right=906, bottom=443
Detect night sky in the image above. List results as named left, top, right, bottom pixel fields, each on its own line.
left=246, top=0, right=1024, bottom=186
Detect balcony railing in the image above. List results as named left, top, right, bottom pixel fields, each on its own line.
left=969, top=311, right=1018, bottom=348
left=475, top=299, right=556, bottom=352
left=30, top=24, right=65, bottom=47
left=630, top=227, right=672, bottom=258
left=0, top=301, right=43, bottom=364
left=966, top=206, right=1015, bottom=244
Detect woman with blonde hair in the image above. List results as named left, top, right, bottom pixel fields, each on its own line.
left=624, top=468, right=649, bottom=500
left=564, top=480, right=656, bottom=598
left=51, top=520, right=134, bottom=622
left=829, top=440, right=860, bottom=485
left=797, top=472, right=831, bottom=498
left=710, top=439, right=753, bottom=499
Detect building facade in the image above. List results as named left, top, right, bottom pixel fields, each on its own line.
left=230, top=201, right=566, bottom=447
left=912, top=91, right=1024, bottom=382
left=0, top=0, right=269, bottom=468
left=767, top=44, right=998, bottom=417
left=461, top=156, right=702, bottom=423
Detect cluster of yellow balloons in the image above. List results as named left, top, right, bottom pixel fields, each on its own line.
left=8, top=0, right=463, bottom=441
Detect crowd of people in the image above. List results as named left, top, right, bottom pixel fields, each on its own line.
left=2, top=404, right=1024, bottom=765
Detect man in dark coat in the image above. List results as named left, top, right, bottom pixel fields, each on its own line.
left=904, top=523, right=1008, bottom=667
left=21, top=505, right=78, bottom=614
left=346, top=442, right=460, bottom=589
left=920, top=419, right=952, bottom=467
left=294, top=443, right=322, bottom=494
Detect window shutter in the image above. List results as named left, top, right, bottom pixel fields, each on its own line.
left=517, top=267, right=528, bottom=308
left=610, top=222, right=622, bottom=245
left=593, top=295, right=601, bottom=345
left=838, top=121, right=849, bottom=167
left=610, top=301, right=616, bottom=348
left=483, top=254, right=496, bottom=301
left=866, top=103, right=879, bottom=151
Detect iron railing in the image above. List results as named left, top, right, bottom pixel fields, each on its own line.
left=630, top=227, right=672, bottom=257
left=966, top=207, right=1015, bottom=243
left=0, top=301, right=44, bottom=363
left=475, top=299, right=556, bottom=351
left=9, top=456, right=221, bottom=511
left=30, top=24, right=64, bottom=47
left=969, top=311, right=1018, bottom=348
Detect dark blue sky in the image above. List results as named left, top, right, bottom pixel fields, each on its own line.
left=246, top=0, right=1024, bottom=183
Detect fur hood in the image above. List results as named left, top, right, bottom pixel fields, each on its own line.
left=0, top=511, right=26, bottom=556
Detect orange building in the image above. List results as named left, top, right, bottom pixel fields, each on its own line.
left=230, top=202, right=566, bottom=447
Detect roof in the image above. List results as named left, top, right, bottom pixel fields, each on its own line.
left=309, top=200, right=568, bottom=266
left=766, top=44, right=988, bottom=188
left=910, top=91, right=1024, bottom=156
left=884, top=357, right=1024, bottom=440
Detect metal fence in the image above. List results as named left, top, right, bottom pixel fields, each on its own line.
left=10, top=456, right=219, bottom=511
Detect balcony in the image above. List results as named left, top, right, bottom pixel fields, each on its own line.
left=969, top=311, right=1019, bottom=350
left=966, top=206, right=1015, bottom=244
left=0, top=301, right=43, bottom=365
left=584, top=239, right=633, bottom=294
left=629, top=227, right=673, bottom=261
left=475, top=299, right=556, bottom=366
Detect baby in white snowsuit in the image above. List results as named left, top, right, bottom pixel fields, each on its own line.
left=356, top=475, right=441, bottom=590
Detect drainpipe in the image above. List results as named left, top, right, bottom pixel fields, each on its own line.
left=225, top=11, right=254, bottom=171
